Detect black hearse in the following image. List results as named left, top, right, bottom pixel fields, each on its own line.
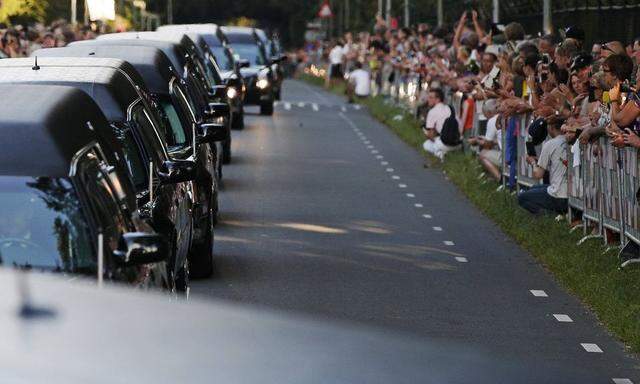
left=0, top=84, right=169, bottom=287
left=157, top=24, right=247, bottom=129
left=0, top=57, right=197, bottom=292
left=34, top=45, right=221, bottom=277
left=88, top=34, right=234, bottom=165
left=222, top=26, right=283, bottom=115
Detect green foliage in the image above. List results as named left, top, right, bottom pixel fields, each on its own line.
left=0, top=0, right=49, bottom=24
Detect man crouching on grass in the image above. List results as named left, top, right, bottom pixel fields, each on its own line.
left=517, top=121, right=568, bottom=215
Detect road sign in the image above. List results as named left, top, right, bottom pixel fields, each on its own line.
left=318, top=1, right=333, bottom=18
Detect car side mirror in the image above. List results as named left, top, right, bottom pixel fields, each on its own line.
left=237, top=59, right=250, bottom=69
left=113, top=232, right=168, bottom=266
left=207, top=102, right=230, bottom=117
left=208, top=84, right=227, bottom=99
left=270, top=54, right=287, bottom=64
left=198, top=122, right=230, bottom=143
left=158, top=159, right=197, bottom=184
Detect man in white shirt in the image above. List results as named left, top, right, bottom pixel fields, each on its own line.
left=346, top=62, right=371, bottom=103
left=517, top=122, right=568, bottom=215
left=422, top=88, right=458, bottom=161
left=327, top=40, right=345, bottom=88
left=469, top=99, right=502, bottom=181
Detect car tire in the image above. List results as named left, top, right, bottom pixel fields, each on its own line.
left=231, top=109, right=245, bottom=130
left=222, top=138, right=231, bottom=164
left=260, top=101, right=274, bottom=116
left=190, top=209, right=214, bottom=279
left=174, top=249, right=190, bottom=295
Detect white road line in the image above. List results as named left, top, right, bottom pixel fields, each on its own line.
left=406, top=193, right=415, bottom=198
left=422, top=214, right=432, bottom=219
left=414, top=203, right=423, bottom=208
left=581, top=343, right=603, bottom=353
left=381, top=161, right=389, bottom=165
left=354, top=105, right=362, bottom=110
left=371, top=150, right=379, bottom=154
left=553, top=314, right=573, bottom=323
left=433, top=227, right=442, bottom=231
left=530, top=290, right=548, bottom=297
left=298, top=102, right=306, bottom=108
left=455, top=257, right=468, bottom=263
left=398, top=184, right=407, bottom=188
left=284, top=102, right=291, bottom=110
left=612, top=379, right=634, bottom=384
left=444, top=241, right=454, bottom=246
left=367, top=145, right=374, bottom=149
left=386, top=168, right=394, bottom=172
left=392, top=175, right=400, bottom=180
left=376, top=155, right=384, bottom=159
left=312, top=103, right=319, bottom=111
left=364, top=141, right=371, bottom=144
left=341, top=106, right=347, bottom=112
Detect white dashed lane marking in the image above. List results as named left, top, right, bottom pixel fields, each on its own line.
left=386, top=168, right=394, bottom=172
left=398, top=184, right=407, bottom=188
left=553, top=314, right=573, bottom=323
left=444, top=241, right=454, bottom=246
left=312, top=103, right=319, bottom=111
left=376, top=155, right=384, bottom=159
left=392, top=175, right=400, bottom=180
left=612, top=379, right=634, bottom=384
left=581, top=343, right=603, bottom=353
left=298, top=102, right=306, bottom=108
left=433, top=227, right=442, bottom=231
left=371, top=150, right=379, bottom=154
left=414, top=203, right=423, bottom=208
left=284, top=102, right=291, bottom=110
left=341, top=106, right=347, bottom=112
left=455, top=257, right=468, bottom=263
left=422, top=214, right=432, bottom=219
left=381, top=161, right=389, bottom=165
left=530, top=290, right=548, bottom=297
left=406, top=193, right=415, bottom=198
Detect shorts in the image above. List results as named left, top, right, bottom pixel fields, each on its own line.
left=330, top=64, right=343, bottom=79
left=481, top=149, right=502, bottom=167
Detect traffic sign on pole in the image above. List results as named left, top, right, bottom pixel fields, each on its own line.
left=318, top=1, right=334, bottom=19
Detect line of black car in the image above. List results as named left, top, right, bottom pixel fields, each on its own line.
left=0, top=25, right=285, bottom=295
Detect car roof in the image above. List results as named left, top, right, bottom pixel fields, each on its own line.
left=33, top=45, right=179, bottom=96
left=221, top=26, right=259, bottom=45
left=157, top=24, right=225, bottom=44
left=0, top=57, right=143, bottom=121
left=0, top=84, right=116, bottom=177
left=70, top=39, right=186, bottom=78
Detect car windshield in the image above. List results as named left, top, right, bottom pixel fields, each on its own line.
left=212, top=47, right=234, bottom=71
left=0, top=176, right=93, bottom=272
left=231, top=43, right=266, bottom=66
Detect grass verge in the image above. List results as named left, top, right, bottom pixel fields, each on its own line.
left=299, top=73, right=640, bottom=353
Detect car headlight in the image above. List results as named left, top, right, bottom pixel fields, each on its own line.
left=256, top=79, right=269, bottom=89
left=212, top=115, right=226, bottom=125
left=226, top=87, right=238, bottom=99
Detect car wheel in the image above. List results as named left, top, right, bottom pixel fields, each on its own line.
left=222, top=139, right=231, bottom=164
left=174, top=252, right=190, bottom=296
left=231, top=109, right=245, bottom=130
left=260, top=101, right=274, bottom=116
left=189, top=209, right=214, bottom=279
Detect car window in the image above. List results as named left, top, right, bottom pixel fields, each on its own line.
left=112, top=123, right=148, bottom=192
left=130, top=102, right=169, bottom=164
left=0, top=176, right=93, bottom=272
left=173, top=81, right=198, bottom=124
left=157, top=98, right=188, bottom=150
left=212, top=47, right=234, bottom=71
left=75, top=150, right=128, bottom=255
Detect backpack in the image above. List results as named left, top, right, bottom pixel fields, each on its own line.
left=439, top=105, right=461, bottom=146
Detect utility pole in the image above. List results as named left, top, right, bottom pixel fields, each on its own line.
left=385, top=0, right=391, bottom=25
left=542, top=0, right=552, bottom=34
left=437, top=0, right=443, bottom=27
left=378, top=0, right=383, bottom=17
left=71, top=0, right=77, bottom=24
left=404, top=0, right=409, bottom=27
left=492, top=0, right=499, bottom=23
left=167, top=0, right=173, bottom=25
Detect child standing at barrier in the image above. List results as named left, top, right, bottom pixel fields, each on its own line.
left=517, top=122, right=568, bottom=215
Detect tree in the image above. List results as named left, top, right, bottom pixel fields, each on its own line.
left=0, top=0, right=49, bottom=24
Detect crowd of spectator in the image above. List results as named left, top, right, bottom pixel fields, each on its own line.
left=0, top=20, right=99, bottom=58
left=299, top=11, right=640, bottom=265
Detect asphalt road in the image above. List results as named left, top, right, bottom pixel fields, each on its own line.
left=193, top=79, right=639, bottom=382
